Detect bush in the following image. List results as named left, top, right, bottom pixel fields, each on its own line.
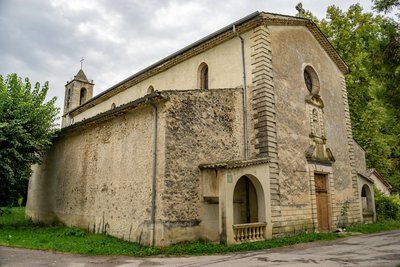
left=375, top=188, right=400, bottom=221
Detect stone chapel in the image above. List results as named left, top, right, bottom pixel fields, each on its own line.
left=26, top=11, right=376, bottom=246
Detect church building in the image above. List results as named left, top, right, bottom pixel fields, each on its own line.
left=26, top=11, right=375, bottom=246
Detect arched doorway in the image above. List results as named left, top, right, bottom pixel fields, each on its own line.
left=232, top=175, right=266, bottom=243
left=233, top=176, right=258, bottom=224
left=361, top=184, right=374, bottom=223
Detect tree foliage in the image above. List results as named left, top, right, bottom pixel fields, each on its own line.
left=373, top=0, right=400, bottom=14
left=0, top=74, right=59, bottom=206
left=308, top=5, right=400, bottom=190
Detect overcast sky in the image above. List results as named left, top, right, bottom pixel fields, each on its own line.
left=0, top=0, right=377, bottom=121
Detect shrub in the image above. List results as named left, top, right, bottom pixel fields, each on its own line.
left=374, top=188, right=400, bottom=221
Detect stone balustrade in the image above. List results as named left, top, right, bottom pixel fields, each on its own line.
left=233, top=222, right=267, bottom=243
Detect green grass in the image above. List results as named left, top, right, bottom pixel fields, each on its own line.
left=0, top=207, right=399, bottom=256
left=346, top=220, right=400, bottom=234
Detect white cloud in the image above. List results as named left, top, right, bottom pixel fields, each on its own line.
left=151, top=1, right=205, bottom=30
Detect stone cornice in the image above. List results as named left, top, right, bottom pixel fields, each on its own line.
left=259, top=13, right=349, bottom=75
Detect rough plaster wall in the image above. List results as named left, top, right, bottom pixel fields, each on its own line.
left=370, top=173, right=390, bottom=196
left=160, top=89, right=243, bottom=243
left=269, top=25, right=359, bottom=228
left=27, top=106, right=159, bottom=245
left=353, top=141, right=367, bottom=175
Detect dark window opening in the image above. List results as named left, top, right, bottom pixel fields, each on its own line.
left=304, top=70, right=313, bottom=92
left=66, top=88, right=71, bottom=108
left=199, top=64, right=209, bottom=89
left=80, top=88, right=87, bottom=105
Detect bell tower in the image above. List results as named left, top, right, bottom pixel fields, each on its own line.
left=61, top=68, right=94, bottom=127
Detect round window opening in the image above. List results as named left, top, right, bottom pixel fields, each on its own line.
left=304, top=70, right=313, bottom=92
left=303, top=66, right=320, bottom=95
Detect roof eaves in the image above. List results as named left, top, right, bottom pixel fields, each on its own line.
left=199, top=158, right=270, bottom=170
left=358, top=172, right=375, bottom=184
left=370, top=169, right=392, bottom=188
left=260, top=12, right=350, bottom=74
left=61, top=92, right=167, bottom=134
left=67, top=11, right=261, bottom=115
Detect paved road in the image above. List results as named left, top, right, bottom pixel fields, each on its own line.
left=1, top=230, right=400, bottom=267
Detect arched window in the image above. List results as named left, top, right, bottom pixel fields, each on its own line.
left=66, top=88, right=71, bottom=108
left=111, top=103, right=116, bottom=109
left=80, top=88, right=87, bottom=105
left=147, top=85, right=154, bottom=94
left=303, top=66, right=320, bottom=95
left=198, top=63, right=208, bottom=89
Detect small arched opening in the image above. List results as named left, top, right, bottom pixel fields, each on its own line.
left=147, top=85, right=155, bottom=94
left=233, top=176, right=258, bottom=224
left=232, top=175, right=266, bottom=242
left=80, top=88, right=87, bottom=105
left=111, top=103, right=116, bottom=109
left=361, top=184, right=374, bottom=223
left=66, top=88, right=71, bottom=108
left=198, top=63, right=208, bottom=90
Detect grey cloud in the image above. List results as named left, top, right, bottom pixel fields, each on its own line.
left=0, top=0, right=374, bottom=127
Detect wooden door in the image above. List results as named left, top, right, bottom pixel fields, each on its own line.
left=315, top=174, right=330, bottom=231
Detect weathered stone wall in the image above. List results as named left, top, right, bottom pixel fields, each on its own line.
left=159, top=89, right=244, bottom=244
left=370, top=172, right=391, bottom=196
left=353, top=140, right=367, bottom=175
left=27, top=105, right=162, bottom=245
left=268, top=25, right=361, bottom=233
left=249, top=25, right=281, bottom=221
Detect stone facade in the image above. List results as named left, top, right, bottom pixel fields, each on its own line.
left=369, top=169, right=392, bottom=196
left=27, top=11, right=372, bottom=246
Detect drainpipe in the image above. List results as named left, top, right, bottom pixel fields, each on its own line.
left=233, top=25, right=248, bottom=160
left=146, top=97, right=158, bottom=246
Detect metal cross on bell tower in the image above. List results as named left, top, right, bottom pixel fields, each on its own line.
left=80, top=57, right=84, bottom=69
left=296, top=2, right=305, bottom=17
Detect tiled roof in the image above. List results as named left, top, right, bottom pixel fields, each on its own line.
left=199, top=158, right=270, bottom=169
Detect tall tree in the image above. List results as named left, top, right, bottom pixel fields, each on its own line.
left=0, top=74, right=59, bottom=206
left=308, top=5, right=400, bottom=190
left=373, top=0, right=400, bottom=13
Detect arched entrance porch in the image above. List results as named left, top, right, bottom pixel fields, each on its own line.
left=199, top=158, right=272, bottom=244
left=233, top=176, right=258, bottom=224
left=199, top=158, right=272, bottom=245
left=361, top=184, right=374, bottom=223
left=357, top=174, right=376, bottom=224
left=232, top=175, right=266, bottom=242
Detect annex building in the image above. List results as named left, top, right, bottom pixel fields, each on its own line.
left=26, top=11, right=376, bottom=246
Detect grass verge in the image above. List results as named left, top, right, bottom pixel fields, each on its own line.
left=0, top=207, right=399, bottom=256
left=346, top=220, right=400, bottom=234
